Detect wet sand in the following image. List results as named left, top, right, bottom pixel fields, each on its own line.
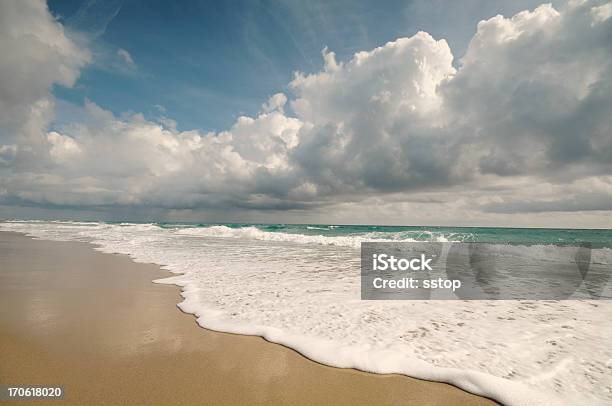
left=0, top=231, right=498, bottom=405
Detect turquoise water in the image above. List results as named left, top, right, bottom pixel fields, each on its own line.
left=151, top=222, right=612, bottom=248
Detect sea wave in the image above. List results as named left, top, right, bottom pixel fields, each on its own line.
left=176, top=225, right=458, bottom=247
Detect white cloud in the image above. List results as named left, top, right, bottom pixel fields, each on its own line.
left=442, top=1, right=612, bottom=177
left=591, top=2, right=612, bottom=23
left=0, top=0, right=611, bottom=227
left=0, top=0, right=89, bottom=148
left=46, top=131, right=82, bottom=163
left=289, top=32, right=459, bottom=193
left=261, top=93, right=288, bottom=113
left=116, top=48, right=136, bottom=69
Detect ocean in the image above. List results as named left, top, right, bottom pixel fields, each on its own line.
left=1, top=220, right=611, bottom=405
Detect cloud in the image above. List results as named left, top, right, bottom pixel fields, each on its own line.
left=84, top=43, right=138, bottom=75
left=4, top=98, right=304, bottom=209
left=261, top=93, right=287, bottom=113
left=289, top=32, right=460, bottom=194
left=480, top=176, right=612, bottom=213
left=0, top=0, right=89, bottom=146
left=116, top=48, right=136, bottom=70
left=65, top=0, right=123, bottom=39
left=591, top=2, right=612, bottom=24
left=0, top=0, right=611, bottom=225
left=442, top=2, right=612, bottom=177
left=62, top=0, right=136, bottom=76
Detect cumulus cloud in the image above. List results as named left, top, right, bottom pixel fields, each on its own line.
left=0, top=0, right=611, bottom=226
left=0, top=0, right=89, bottom=145
left=443, top=2, right=612, bottom=177
left=289, top=32, right=460, bottom=193
left=261, top=93, right=288, bottom=113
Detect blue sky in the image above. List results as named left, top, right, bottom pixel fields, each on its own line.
left=48, top=0, right=557, bottom=132
left=1, top=0, right=610, bottom=227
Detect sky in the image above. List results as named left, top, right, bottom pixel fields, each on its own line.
left=0, top=0, right=611, bottom=227
left=47, top=0, right=566, bottom=132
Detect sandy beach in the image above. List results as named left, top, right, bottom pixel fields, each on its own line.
left=0, top=231, right=498, bottom=405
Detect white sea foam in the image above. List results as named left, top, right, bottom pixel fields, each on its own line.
left=176, top=225, right=457, bottom=247
left=2, top=221, right=611, bottom=406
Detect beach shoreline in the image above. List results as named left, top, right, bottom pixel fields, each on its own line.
left=0, top=231, right=498, bottom=405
